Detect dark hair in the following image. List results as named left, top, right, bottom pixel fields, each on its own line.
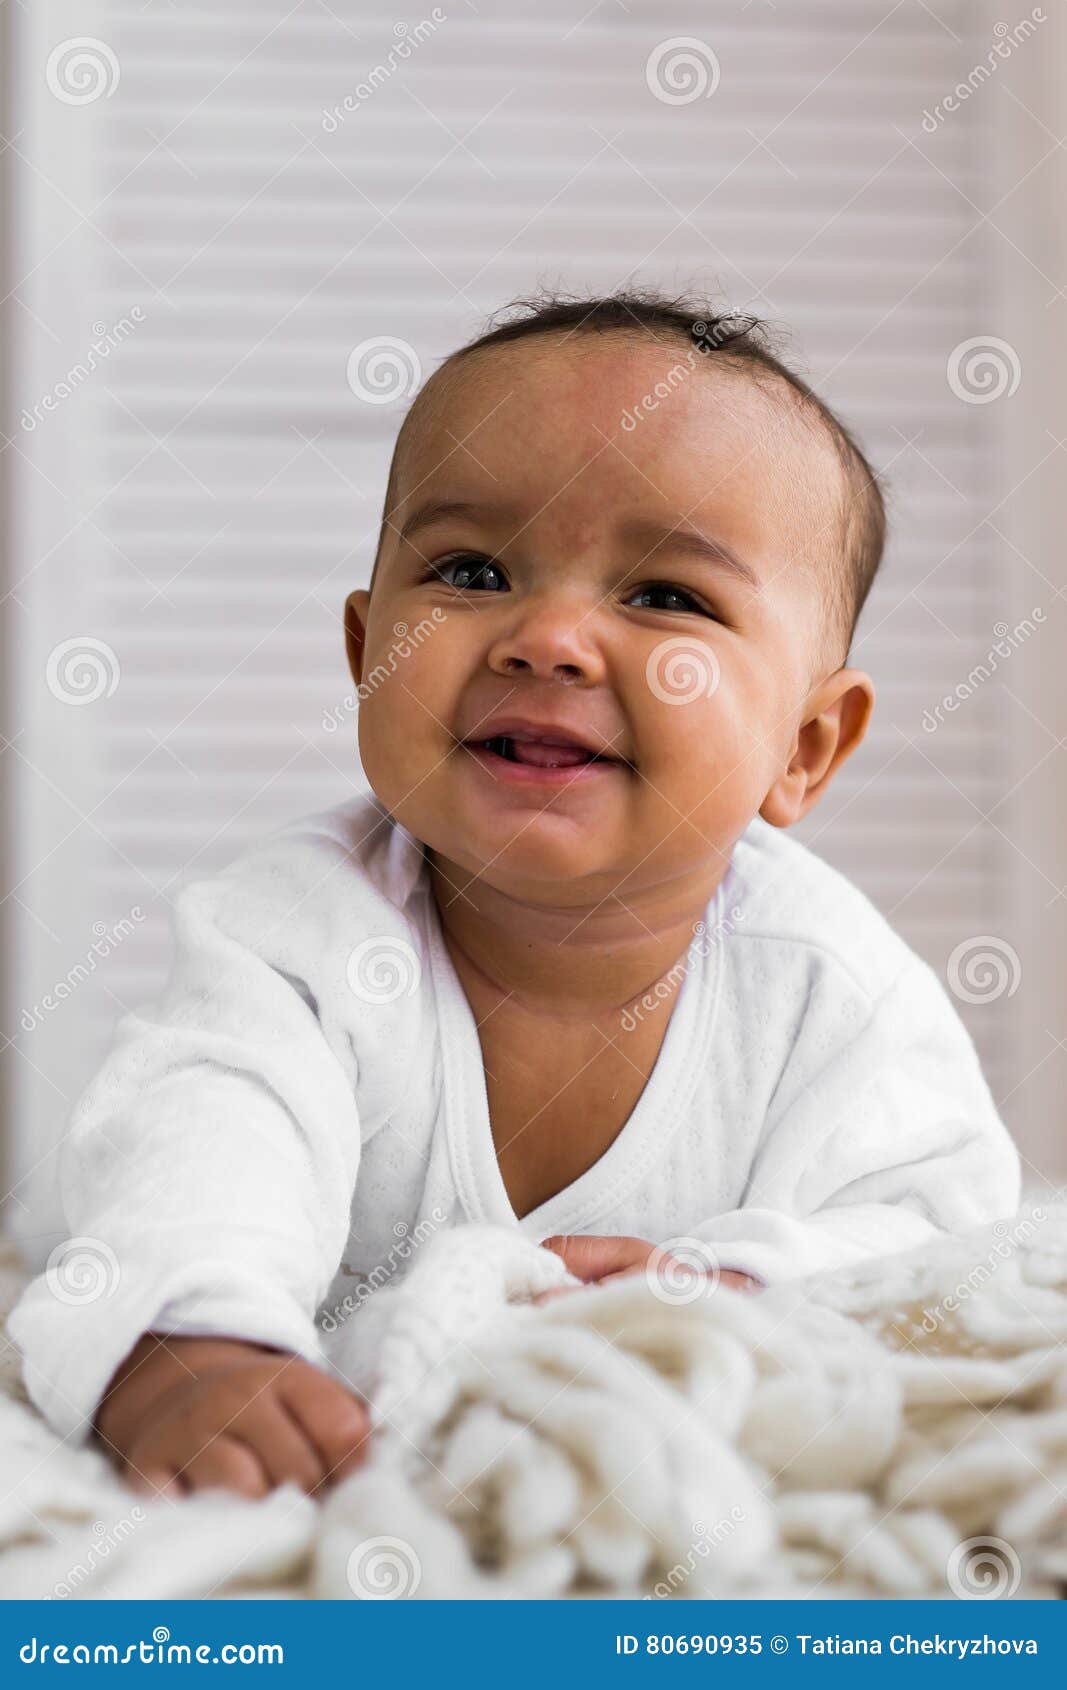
left=379, top=289, right=887, bottom=657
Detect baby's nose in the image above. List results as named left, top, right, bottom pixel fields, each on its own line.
left=486, top=598, right=605, bottom=686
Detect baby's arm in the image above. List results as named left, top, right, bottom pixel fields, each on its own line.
left=543, top=954, right=1021, bottom=1297
left=8, top=857, right=368, bottom=1488
left=678, top=952, right=1022, bottom=1285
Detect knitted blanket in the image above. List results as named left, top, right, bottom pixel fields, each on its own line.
left=0, top=1208, right=1064, bottom=1600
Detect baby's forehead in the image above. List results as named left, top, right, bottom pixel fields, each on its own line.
left=422, top=331, right=779, bottom=444
left=398, top=334, right=843, bottom=565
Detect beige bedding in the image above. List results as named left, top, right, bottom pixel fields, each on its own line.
left=1, top=1206, right=1064, bottom=1600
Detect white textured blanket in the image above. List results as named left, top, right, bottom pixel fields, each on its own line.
left=1, top=1208, right=1065, bottom=1600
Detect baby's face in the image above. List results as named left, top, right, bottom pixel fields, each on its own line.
left=347, top=334, right=847, bottom=905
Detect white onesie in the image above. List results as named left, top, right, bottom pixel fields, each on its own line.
left=9, top=794, right=1021, bottom=1440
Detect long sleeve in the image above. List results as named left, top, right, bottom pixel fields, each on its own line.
left=688, top=953, right=1021, bottom=1285
left=7, top=867, right=365, bottom=1443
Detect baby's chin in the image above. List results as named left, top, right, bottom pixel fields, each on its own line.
left=369, top=742, right=753, bottom=905
left=384, top=789, right=633, bottom=903
left=433, top=813, right=627, bottom=898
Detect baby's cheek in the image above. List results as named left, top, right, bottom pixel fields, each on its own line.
left=359, top=644, right=443, bottom=750
left=649, top=693, right=771, bottom=832
left=651, top=685, right=747, bottom=780
left=357, top=681, right=431, bottom=810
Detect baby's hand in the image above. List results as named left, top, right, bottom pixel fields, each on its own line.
left=537, top=1234, right=762, bottom=1300
left=95, top=1332, right=371, bottom=1499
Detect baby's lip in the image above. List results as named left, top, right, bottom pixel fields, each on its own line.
left=460, top=713, right=630, bottom=764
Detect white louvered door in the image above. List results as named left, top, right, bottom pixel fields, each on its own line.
left=3, top=0, right=1049, bottom=1248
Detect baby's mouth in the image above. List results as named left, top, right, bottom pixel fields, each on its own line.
left=477, top=734, right=606, bottom=770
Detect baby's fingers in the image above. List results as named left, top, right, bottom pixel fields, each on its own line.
left=125, top=1462, right=184, bottom=1501
left=179, top=1434, right=270, bottom=1500
left=278, top=1366, right=371, bottom=1491
left=541, top=1234, right=652, bottom=1281
left=238, top=1395, right=327, bottom=1494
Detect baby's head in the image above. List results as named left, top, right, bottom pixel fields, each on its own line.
left=345, top=291, right=884, bottom=908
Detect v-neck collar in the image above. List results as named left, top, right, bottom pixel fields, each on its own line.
left=423, top=881, right=727, bottom=1240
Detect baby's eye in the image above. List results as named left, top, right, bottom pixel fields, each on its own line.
left=626, top=582, right=708, bottom=616
left=434, top=554, right=509, bottom=592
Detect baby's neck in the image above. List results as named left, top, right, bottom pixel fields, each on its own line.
left=427, top=852, right=725, bottom=1018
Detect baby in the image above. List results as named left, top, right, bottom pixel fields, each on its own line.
left=11, top=290, right=1021, bottom=1499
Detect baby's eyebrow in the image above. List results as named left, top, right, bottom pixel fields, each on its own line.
left=622, top=518, right=761, bottom=591
left=397, top=497, right=522, bottom=546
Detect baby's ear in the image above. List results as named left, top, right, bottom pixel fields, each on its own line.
left=759, top=668, right=875, bottom=828
left=344, top=590, right=370, bottom=686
